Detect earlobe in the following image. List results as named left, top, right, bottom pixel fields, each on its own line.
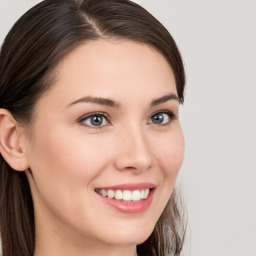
left=0, top=109, right=29, bottom=171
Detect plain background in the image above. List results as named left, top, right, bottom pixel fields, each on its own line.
left=0, top=0, right=255, bottom=256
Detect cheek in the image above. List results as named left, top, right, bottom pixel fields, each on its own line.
left=155, top=127, right=185, bottom=178
left=28, top=127, right=111, bottom=193
left=27, top=126, right=115, bottom=228
left=147, top=126, right=184, bottom=224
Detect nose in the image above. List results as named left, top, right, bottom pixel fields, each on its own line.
left=114, top=126, right=153, bottom=173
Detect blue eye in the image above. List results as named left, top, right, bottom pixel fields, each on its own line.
left=80, top=113, right=109, bottom=128
left=148, top=111, right=175, bottom=125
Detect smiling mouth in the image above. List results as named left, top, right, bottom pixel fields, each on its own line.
left=95, top=188, right=153, bottom=202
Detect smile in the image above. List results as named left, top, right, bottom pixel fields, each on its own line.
left=95, top=183, right=155, bottom=213
left=95, top=188, right=150, bottom=202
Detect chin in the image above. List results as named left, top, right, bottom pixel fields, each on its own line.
left=102, top=220, right=156, bottom=246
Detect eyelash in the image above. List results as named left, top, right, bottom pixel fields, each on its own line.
left=149, top=110, right=178, bottom=126
left=78, top=110, right=177, bottom=129
left=78, top=112, right=110, bottom=129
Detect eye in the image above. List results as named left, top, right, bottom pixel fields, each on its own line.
left=148, top=111, right=176, bottom=125
left=79, top=113, right=110, bottom=128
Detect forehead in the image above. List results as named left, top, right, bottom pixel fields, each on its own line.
left=40, top=39, right=177, bottom=108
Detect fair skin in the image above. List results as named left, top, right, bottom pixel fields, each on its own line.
left=0, top=40, right=184, bottom=256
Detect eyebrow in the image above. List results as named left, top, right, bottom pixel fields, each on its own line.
left=150, top=93, right=179, bottom=106
left=67, top=93, right=179, bottom=109
left=67, top=96, right=120, bottom=108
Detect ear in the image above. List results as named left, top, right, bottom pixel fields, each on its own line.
left=0, top=109, right=29, bottom=171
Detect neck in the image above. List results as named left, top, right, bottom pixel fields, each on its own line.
left=34, top=245, right=137, bottom=256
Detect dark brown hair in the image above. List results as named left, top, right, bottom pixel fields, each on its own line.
left=0, top=0, right=186, bottom=255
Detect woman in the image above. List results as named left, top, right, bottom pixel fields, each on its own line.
left=0, top=0, right=186, bottom=255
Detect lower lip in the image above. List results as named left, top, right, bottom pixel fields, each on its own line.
left=96, top=189, right=155, bottom=214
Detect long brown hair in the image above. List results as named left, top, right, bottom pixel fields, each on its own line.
left=0, top=0, right=186, bottom=255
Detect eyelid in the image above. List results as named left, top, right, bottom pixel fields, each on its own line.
left=77, top=112, right=111, bottom=128
left=150, top=109, right=177, bottom=118
left=148, top=109, right=178, bottom=125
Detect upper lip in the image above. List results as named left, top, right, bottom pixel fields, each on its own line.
left=96, top=183, right=156, bottom=190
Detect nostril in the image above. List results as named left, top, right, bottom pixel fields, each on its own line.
left=114, top=149, right=153, bottom=172
left=124, top=166, right=136, bottom=170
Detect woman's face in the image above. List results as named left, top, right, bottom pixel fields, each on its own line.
left=25, top=40, right=184, bottom=250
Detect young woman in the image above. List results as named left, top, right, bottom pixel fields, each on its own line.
left=0, top=0, right=186, bottom=255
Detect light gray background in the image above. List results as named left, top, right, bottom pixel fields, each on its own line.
left=0, top=1, right=255, bottom=256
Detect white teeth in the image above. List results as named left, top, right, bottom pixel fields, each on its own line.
left=107, top=189, right=115, bottom=199
left=115, top=190, right=122, bottom=200
left=140, top=190, right=145, bottom=199
left=144, top=189, right=149, bottom=199
left=123, top=190, right=132, bottom=201
left=102, top=189, right=107, bottom=197
left=96, top=188, right=151, bottom=202
left=132, top=190, right=141, bottom=201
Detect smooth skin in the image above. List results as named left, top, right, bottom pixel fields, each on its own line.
left=0, top=40, right=184, bottom=256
